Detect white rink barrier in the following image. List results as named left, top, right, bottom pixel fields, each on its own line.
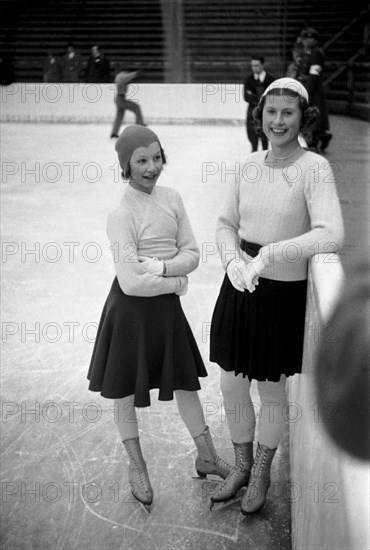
left=290, top=254, right=369, bottom=550
left=0, top=83, right=247, bottom=124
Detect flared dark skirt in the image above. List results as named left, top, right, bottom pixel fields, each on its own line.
left=210, top=274, right=307, bottom=381
left=87, top=277, right=207, bottom=407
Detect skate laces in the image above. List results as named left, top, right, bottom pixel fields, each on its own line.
left=215, top=455, right=232, bottom=472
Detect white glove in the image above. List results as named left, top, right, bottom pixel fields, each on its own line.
left=243, top=257, right=265, bottom=293
left=138, top=255, right=165, bottom=276
left=226, top=258, right=249, bottom=292
left=175, top=276, right=188, bottom=296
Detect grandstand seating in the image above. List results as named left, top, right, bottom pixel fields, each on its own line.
left=0, top=0, right=368, bottom=118
left=0, top=0, right=164, bottom=82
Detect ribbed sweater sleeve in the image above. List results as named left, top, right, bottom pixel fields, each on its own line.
left=216, top=150, right=345, bottom=281
left=107, top=209, right=181, bottom=297
left=216, top=182, right=242, bottom=268
left=259, top=158, right=345, bottom=267
left=163, top=193, right=200, bottom=277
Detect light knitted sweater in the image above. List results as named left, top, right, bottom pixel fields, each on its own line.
left=107, top=184, right=200, bottom=296
left=216, top=148, right=345, bottom=281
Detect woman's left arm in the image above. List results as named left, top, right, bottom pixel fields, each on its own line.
left=256, top=159, right=345, bottom=273
left=163, top=193, right=200, bottom=277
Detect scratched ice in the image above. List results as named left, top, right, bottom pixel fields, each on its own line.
left=1, top=116, right=368, bottom=549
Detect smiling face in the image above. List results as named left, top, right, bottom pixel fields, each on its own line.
left=128, top=141, right=163, bottom=194
left=262, top=93, right=302, bottom=156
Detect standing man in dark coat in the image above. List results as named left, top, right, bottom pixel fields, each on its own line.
left=61, top=43, right=83, bottom=83
left=243, top=56, right=275, bottom=152
left=43, top=50, right=62, bottom=83
left=0, top=56, right=15, bottom=85
left=86, top=45, right=110, bottom=83
left=296, top=28, right=332, bottom=153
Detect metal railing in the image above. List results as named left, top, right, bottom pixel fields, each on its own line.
left=324, top=48, right=366, bottom=87
left=322, top=6, right=369, bottom=51
left=322, top=6, right=369, bottom=114
left=322, top=8, right=370, bottom=118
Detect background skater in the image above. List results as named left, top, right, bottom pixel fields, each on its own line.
left=110, top=67, right=145, bottom=138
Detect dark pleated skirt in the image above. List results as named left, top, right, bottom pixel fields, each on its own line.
left=210, top=274, right=307, bottom=381
left=87, top=277, right=207, bottom=407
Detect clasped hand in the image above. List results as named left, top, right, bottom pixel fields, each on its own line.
left=227, top=258, right=263, bottom=293
left=138, top=255, right=165, bottom=276
left=138, top=255, right=187, bottom=296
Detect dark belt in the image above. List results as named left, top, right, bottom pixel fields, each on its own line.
left=240, top=239, right=262, bottom=258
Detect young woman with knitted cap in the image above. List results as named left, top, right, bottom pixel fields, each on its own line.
left=209, top=78, right=345, bottom=514
left=87, top=125, right=232, bottom=510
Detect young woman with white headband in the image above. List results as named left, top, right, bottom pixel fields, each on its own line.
left=209, top=77, right=345, bottom=514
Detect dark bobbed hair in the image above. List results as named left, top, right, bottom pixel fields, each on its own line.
left=251, top=55, right=265, bottom=64
left=122, top=146, right=167, bottom=179
left=252, top=88, right=319, bottom=138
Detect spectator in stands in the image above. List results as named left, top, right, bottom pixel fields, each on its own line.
left=43, top=50, right=62, bottom=83
left=110, top=66, right=145, bottom=138
left=85, top=45, right=110, bottom=83
left=286, top=42, right=304, bottom=79
left=0, top=56, right=15, bottom=85
left=61, top=42, right=83, bottom=83
left=209, top=77, right=344, bottom=515
left=296, top=28, right=332, bottom=153
left=87, top=125, right=232, bottom=509
left=243, top=56, right=275, bottom=152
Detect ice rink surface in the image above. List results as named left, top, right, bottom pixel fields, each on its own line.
left=1, top=117, right=369, bottom=549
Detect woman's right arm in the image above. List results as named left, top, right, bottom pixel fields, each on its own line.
left=107, top=210, right=185, bottom=297
left=216, top=181, right=242, bottom=270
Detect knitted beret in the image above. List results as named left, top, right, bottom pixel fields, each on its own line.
left=115, top=125, right=161, bottom=171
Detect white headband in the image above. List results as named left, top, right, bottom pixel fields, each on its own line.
left=262, top=77, right=309, bottom=102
